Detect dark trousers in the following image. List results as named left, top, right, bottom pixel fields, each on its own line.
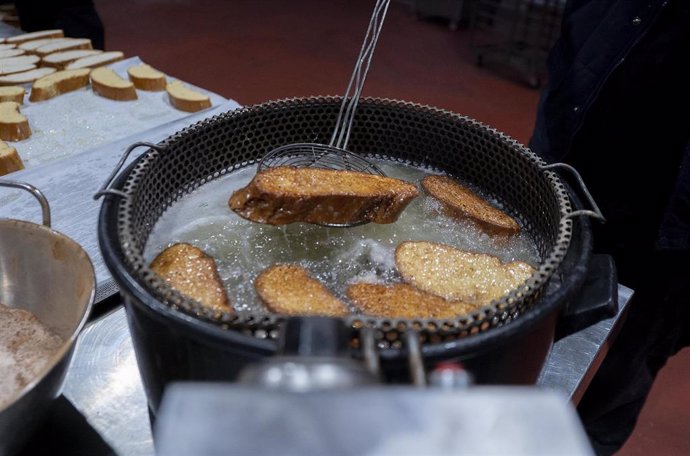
left=15, top=0, right=105, bottom=50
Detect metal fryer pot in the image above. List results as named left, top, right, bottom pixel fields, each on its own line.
left=0, top=181, right=95, bottom=456
left=97, top=97, right=616, bottom=412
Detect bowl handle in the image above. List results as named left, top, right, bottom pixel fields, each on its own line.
left=93, top=142, right=166, bottom=201
left=0, top=180, right=51, bottom=227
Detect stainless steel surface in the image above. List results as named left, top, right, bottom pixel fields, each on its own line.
left=0, top=100, right=239, bottom=303
left=155, top=386, right=594, bottom=456
left=62, top=285, right=632, bottom=456
left=0, top=216, right=95, bottom=455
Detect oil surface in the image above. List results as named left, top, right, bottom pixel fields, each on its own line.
left=145, top=162, right=541, bottom=314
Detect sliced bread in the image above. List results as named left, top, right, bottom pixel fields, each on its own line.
left=29, top=68, right=91, bottom=102
left=255, top=264, right=349, bottom=317
left=150, top=243, right=231, bottom=312
left=0, top=55, right=40, bottom=67
left=90, top=67, right=137, bottom=101
left=0, top=44, right=16, bottom=52
left=34, top=38, right=92, bottom=57
left=229, top=166, right=419, bottom=226
left=0, top=101, right=30, bottom=141
left=0, top=139, right=23, bottom=175
left=0, top=64, right=37, bottom=77
left=0, top=67, right=56, bottom=86
left=422, top=175, right=520, bottom=235
left=395, top=241, right=535, bottom=306
left=41, top=49, right=102, bottom=69
left=166, top=80, right=211, bottom=112
left=6, top=30, right=64, bottom=45
left=0, top=86, right=24, bottom=104
left=127, top=63, right=166, bottom=91
left=0, top=48, right=23, bottom=59
left=65, top=51, right=124, bottom=70
left=347, top=283, right=476, bottom=319
left=18, top=37, right=71, bottom=53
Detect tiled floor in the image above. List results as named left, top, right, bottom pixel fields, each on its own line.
left=96, top=0, right=689, bottom=454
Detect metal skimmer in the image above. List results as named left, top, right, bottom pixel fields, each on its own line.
left=258, top=0, right=391, bottom=197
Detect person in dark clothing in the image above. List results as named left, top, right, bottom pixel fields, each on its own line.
left=530, top=0, right=690, bottom=454
left=14, top=0, right=104, bottom=50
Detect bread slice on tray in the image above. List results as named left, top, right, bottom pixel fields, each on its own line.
left=18, top=37, right=71, bottom=53
left=34, top=38, right=92, bottom=57
left=0, top=86, right=24, bottom=103
left=41, top=49, right=102, bottom=69
left=166, top=80, right=211, bottom=112
left=0, top=101, right=30, bottom=141
left=127, top=63, right=166, bottom=91
left=65, top=51, right=124, bottom=70
left=0, top=64, right=37, bottom=77
left=0, top=139, right=23, bottom=176
left=422, top=175, right=520, bottom=235
left=0, top=48, right=23, bottom=59
left=229, top=166, right=419, bottom=226
left=0, top=44, right=16, bottom=51
left=395, top=241, right=535, bottom=306
left=150, top=242, right=231, bottom=312
left=255, top=264, right=349, bottom=317
left=5, top=30, right=64, bottom=45
left=347, top=282, right=476, bottom=320
left=29, top=68, right=90, bottom=102
left=0, top=55, right=40, bottom=67
left=90, top=67, right=137, bottom=101
left=0, top=67, right=56, bottom=86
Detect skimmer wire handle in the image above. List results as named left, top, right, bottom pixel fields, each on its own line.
left=0, top=180, right=51, bottom=227
left=330, top=0, right=391, bottom=150
left=541, top=162, right=606, bottom=223
left=94, top=142, right=166, bottom=200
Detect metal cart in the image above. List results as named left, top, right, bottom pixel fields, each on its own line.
left=469, top=0, right=565, bottom=87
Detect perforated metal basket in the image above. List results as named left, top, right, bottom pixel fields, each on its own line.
left=101, top=96, right=601, bottom=348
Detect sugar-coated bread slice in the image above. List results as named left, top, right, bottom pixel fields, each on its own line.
left=0, top=44, right=16, bottom=51
left=150, top=243, right=231, bottom=312
left=166, top=80, right=211, bottom=112
left=0, top=55, right=40, bottom=67
left=255, top=264, right=349, bottom=317
left=0, top=139, right=23, bottom=175
left=65, top=51, right=124, bottom=70
left=395, top=241, right=535, bottom=306
left=90, top=67, right=137, bottom=101
left=29, top=68, right=90, bottom=102
left=422, top=175, right=520, bottom=235
left=6, top=30, right=64, bottom=45
left=0, top=48, right=23, bottom=59
left=0, top=102, right=30, bottom=141
left=127, top=63, right=166, bottom=91
left=229, top=166, right=419, bottom=226
left=0, top=86, right=24, bottom=103
left=0, top=64, right=37, bottom=77
left=347, top=283, right=476, bottom=319
left=0, top=67, right=56, bottom=86
left=34, top=38, right=92, bottom=57
left=18, top=37, right=71, bottom=53
left=41, top=49, right=102, bottom=69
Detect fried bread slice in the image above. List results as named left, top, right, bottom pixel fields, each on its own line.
left=347, top=283, right=476, bottom=319
left=150, top=243, right=231, bottom=312
left=0, top=139, right=23, bottom=175
left=128, top=63, right=166, bottom=91
left=422, top=175, right=520, bottom=235
left=90, top=67, right=137, bottom=101
left=29, top=68, right=90, bottom=102
left=0, top=101, right=30, bottom=141
left=395, top=241, right=535, bottom=306
left=0, top=86, right=23, bottom=103
left=166, top=80, right=211, bottom=112
left=255, top=264, right=349, bottom=317
left=230, top=166, right=419, bottom=226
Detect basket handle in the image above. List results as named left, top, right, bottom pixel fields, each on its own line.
left=93, top=142, right=166, bottom=200
left=0, top=180, right=51, bottom=227
left=541, top=162, right=606, bottom=223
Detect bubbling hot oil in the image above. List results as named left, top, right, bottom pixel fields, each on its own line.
left=145, top=162, right=541, bottom=314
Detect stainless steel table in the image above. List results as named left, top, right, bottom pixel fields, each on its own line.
left=63, top=286, right=631, bottom=456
